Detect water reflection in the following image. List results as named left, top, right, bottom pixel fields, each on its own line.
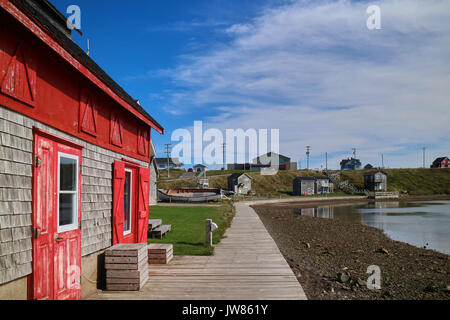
left=293, top=200, right=450, bottom=255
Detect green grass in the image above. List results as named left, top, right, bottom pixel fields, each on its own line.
left=339, top=168, right=450, bottom=195
left=158, top=169, right=186, bottom=180
left=149, top=204, right=234, bottom=256
left=158, top=168, right=450, bottom=196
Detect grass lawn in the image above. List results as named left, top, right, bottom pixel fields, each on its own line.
left=158, top=169, right=186, bottom=180
left=148, top=204, right=234, bottom=256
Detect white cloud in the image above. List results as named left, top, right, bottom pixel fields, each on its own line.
left=160, top=0, right=450, bottom=168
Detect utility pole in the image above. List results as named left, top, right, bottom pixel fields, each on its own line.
left=306, top=146, right=310, bottom=170
left=422, top=147, right=426, bottom=168
left=352, top=148, right=357, bottom=159
left=381, top=154, right=384, bottom=168
left=165, top=143, right=171, bottom=178
left=222, top=143, right=226, bottom=170
left=325, top=152, right=328, bottom=171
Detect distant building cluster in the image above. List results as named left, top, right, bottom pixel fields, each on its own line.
left=154, top=153, right=449, bottom=173
left=228, top=152, right=297, bottom=171
left=155, top=157, right=185, bottom=171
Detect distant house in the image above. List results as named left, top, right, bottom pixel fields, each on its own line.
left=364, top=171, right=387, bottom=191
left=249, top=152, right=297, bottom=171
left=155, top=157, right=185, bottom=171
left=364, top=164, right=374, bottom=170
left=293, top=177, right=316, bottom=195
left=340, top=158, right=362, bottom=170
left=193, top=164, right=208, bottom=173
left=430, top=157, right=450, bottom=168
left=228, top=173, right=252, bottom=195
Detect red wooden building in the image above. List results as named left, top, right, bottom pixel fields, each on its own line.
left=0, top=0, right=163, bottom=299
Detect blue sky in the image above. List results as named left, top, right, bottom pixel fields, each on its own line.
left=54, top=0, right=450, bottom=169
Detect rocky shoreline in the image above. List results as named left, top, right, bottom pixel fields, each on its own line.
left=252, top=200, right=450, bottom=300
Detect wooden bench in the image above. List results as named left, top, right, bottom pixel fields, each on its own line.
left=148, top=219, right=162, bottom=230
left=149, top=224, right=171, bottom=239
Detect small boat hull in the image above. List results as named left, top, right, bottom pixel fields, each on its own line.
left=158, top=188, right=223, bottom=202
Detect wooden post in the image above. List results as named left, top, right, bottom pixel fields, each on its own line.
left=205, top=219, right=213, bottom=247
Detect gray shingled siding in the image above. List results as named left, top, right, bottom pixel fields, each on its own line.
left=0, top=106, right=148, bottom=285
left=149, top=160, right=157, bottom=205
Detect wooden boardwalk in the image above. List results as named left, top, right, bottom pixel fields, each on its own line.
left=87, top=203, right=307, bottom=300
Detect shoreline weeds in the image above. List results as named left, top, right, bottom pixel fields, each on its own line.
left=251, top=196, right=450, bottom=300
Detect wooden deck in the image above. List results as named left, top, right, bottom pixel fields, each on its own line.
left=87, top=203, right=307, bottom=300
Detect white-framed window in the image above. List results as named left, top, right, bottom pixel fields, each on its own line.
left=123, top=169, right=133, bottom=235
left=57, top=152, right=79, bottom=233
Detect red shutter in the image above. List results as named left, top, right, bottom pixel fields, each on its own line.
left=1, top=41, right=36, bottom=107
left=137, top=167, right=150, bottom=243
left=79, top=88, right=98, bottom=136
left=113, top=161, right=125, bottom=245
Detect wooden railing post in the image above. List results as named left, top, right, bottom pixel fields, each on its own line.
left=205, top=219, right=218, bottom=247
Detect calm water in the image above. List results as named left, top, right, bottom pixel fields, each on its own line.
left=293, top=200, right=450, bottom=255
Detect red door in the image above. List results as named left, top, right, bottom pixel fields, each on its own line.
left=32, top=131, right=82, bottom=300
left=122, top=166, right=137, bottom=243
left=113, top=161, right=149, bottom=245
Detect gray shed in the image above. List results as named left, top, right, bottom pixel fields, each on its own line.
left=364, top=171, right=387, bottom=191
left=315, top=177, right=332, bottom=194
left=228, top=173, right=252, bottom=195
left=293, top=177, right=316, bottom=195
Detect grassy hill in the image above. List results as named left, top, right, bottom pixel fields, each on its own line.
left=339, top=168, right=450, bottom=195
left=158, top=169, right=186, bottom=180
left=158, top=168, right=450, bottom=196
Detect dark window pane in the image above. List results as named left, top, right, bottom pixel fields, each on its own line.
left=60, top=157, right=77, bottom=191
left=59, top=193, right=75, bottom=226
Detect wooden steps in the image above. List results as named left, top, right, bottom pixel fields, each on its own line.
left=148, top=219, right=162, bottom=230
left=105, top=243, right=148, bottom=291
left=150, top=224, right=172, bottom=239
left=148, top=219, right=171, bottom=239
left=148, top=243, right=173, bottom=264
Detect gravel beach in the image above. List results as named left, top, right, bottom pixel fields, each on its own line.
left=252, top=200, right=450, bottom=300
